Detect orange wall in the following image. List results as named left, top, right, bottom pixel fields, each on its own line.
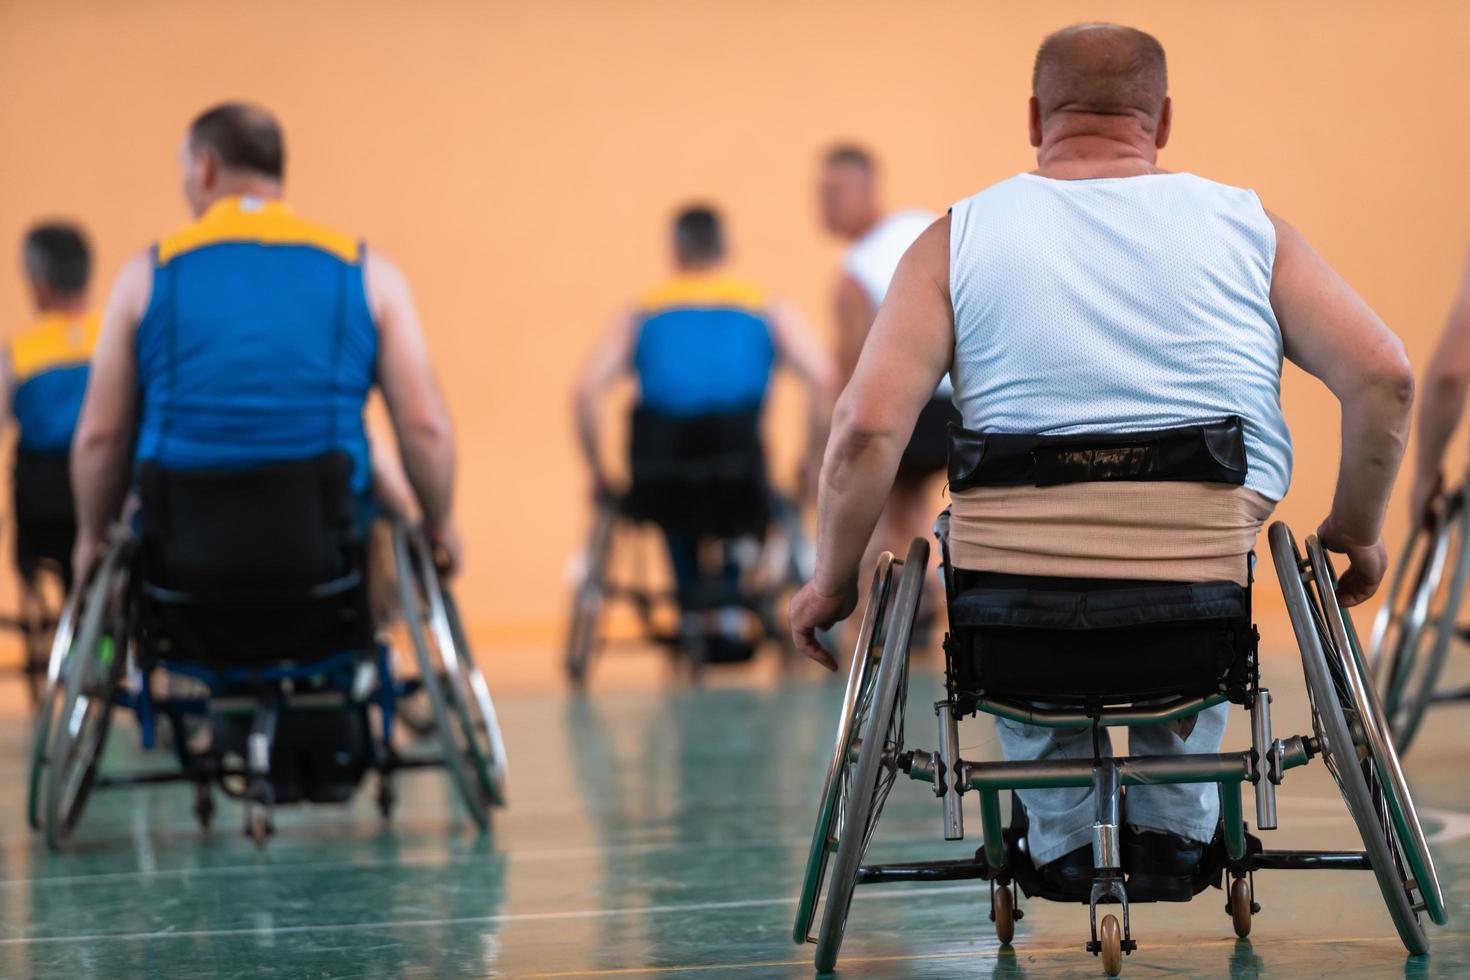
left=2, top=0, right=1469, bottom=648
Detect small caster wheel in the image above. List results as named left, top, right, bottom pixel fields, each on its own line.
left=247, top=810, right=272, bottom=848
left=991, top=882, right=1015, bottom=944
left=1229, top=876, right=1253, bottom=938
left=377, top=778, right=396, bottom=820
left=194, top=786, right=215, bottom=831
left=1099, top=914, right=1123, bottom=977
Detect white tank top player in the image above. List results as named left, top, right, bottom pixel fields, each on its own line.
left=845, top=209, right=952, bottom=396
left=946, top=171, right=1294, bottom=583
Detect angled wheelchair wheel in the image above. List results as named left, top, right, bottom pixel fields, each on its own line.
left=42, top=539, right=129, bottom=851
left=1270, top=523, right=1442, bottom=955
left=1369, top=497, right=1456, bottom=745
left=393, top=524, right=501, bottom=828
left=27, top=567, right=89, bottom=831
left=792, top=552, right=896, bottom=946
left=811, top=538, right=927, bottom=974
left=1387, top=491, right=1469, bottom=751
left=565, top=498, right=618, bottom=686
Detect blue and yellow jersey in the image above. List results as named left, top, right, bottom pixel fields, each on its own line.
left=9, top=311, right=100, bottom=454
left=632, top=274, right=776, bottom=416
left=134, top=196, right=378, bottom=495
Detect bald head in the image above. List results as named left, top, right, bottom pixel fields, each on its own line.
left=1032, top=24, right=1167, bottom=122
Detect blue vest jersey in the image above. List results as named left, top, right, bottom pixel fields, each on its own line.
left=10, top=311, right=100, bottom=454
left=135, top=197, right=378, bottom=496
left=632, top=274, right=776, bottom=416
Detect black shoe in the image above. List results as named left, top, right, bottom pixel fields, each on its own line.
left=1037, top=844, right=1095, bottom=902
left=1124, top=826, right=1204, bottom=901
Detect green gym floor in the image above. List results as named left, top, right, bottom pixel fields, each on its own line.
left=0, top=645, right=1467, bottom=979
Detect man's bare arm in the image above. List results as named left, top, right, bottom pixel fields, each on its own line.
left=833, top=274, right=876, bottom=386
left=367, top=250, right=456, bottom=539
left=1409, top=248, right=1470, bottom=523
left=815, top=218, right=954, bottom=587
left=1269, top=213, right=1415, bottom=604
left=71, top=251, right=150, bottom=572
left=572, top=309, right=636, bottom=493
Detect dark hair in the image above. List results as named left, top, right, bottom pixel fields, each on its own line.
left=187, top=102, right=285, bottom=180
left=673, top=205, right=725, bottom=265
left=824, top=143, right=875, bottom=174
left=1032, top=23, right=1167, bottom=120
left=22, top=222, right=90, bottom=296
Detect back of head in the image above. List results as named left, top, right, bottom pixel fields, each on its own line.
left=820, top=144, right=880, bottom=237
left=1032, top=23, right=1167, bottom=125
left=22, top=222, right=91, bottom=300
left=673, top=205, right=725, bottom=268
left=188, top=102, right=285, bottom=180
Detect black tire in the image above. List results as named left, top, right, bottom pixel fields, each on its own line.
left=813, top=538, right=927, bottom=973
left=27, top=561, right=91, bottom=831
left=1270, top=523, right=1436, bottom=955
left=566, top=500, right=617, bottom=686
left=42, top=541, right=127, bottom=851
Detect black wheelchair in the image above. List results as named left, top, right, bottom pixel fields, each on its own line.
left=27, top=452, right=508, bottom=850
left=5, top=450, right=76, bottom=703
left=1370, top=471, right=1470, bottom=752
left=565, top=407, right=813, bottom=684
left=795, top=422, right=1444, bottom=976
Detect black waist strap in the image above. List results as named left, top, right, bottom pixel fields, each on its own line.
left=947, top=416, right=1247, bottom=491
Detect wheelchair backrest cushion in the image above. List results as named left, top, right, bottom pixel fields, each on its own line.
left=139, top=451, right=360, bottom=593
left=624, top=405, right=769, bottom=538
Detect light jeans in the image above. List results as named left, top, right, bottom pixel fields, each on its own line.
left=993, top=702, right=1230, bottom=866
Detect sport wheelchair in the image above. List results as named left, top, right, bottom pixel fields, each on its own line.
left=565, top=407, right=813, bottom=684
left=27, top=452, right=507, bottom=850
left=4, top=450, right=76, bottom=703
left=1370, top=471, right=1470, bottom=752
left=795, top=423, right=1444, bottom=976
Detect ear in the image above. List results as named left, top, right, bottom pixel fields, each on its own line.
left=199, top=150, right=219, bottom=191
left=1155, top=97, right=1173, bottom=150
left=1028, top=97, right=1043, bottom=148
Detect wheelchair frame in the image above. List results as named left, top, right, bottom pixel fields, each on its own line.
left=28, top=519, right=508, bottom=850
left=564, top=491, right=813, bottom=685
left=1370, top=476, right=1470, bottom=752
left=796, top=523, right=1444, bottom=977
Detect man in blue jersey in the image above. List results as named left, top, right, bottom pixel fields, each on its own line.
left=791, top=23, right=1413, bottom=898
left=72, top=103, right=458, bottom=580
left=575, top=205, right=834, bottom=652
left=5, top=222, right=100, bottom=586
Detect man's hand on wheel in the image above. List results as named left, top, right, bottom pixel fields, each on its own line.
left=430, top=519, right=464, bottom=578
left=1409, top=469, right=1444, bottom=533
left=789, top=581, right=857, bottom=671
left=1316, top=518, right=1388, bottom=607
left=70, top=532, right=104, bottom=585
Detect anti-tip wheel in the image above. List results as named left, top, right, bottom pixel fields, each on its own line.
left=1229, top=876, right=1253, bottom=939
left=1099, top=914, right=1123, bottom=977
left=991, top=882, right=1015, bottom=945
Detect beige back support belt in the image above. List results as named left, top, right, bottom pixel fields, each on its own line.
left=948, top=482, right=1276, bottom=585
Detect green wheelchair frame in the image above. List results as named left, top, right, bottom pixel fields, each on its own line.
left=795, top=522, right=1444, bottom=977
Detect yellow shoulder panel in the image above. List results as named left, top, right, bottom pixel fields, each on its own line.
left=156, top=200, right=359, bottom=265
left=10, top=312, right=101, bottom=382
left=637, top=275, right=769, bottom=313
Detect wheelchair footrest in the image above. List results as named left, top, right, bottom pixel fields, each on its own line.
left=1246, top=849, right=1370, bottom=871
left=856, top=859, right=994, bottom=885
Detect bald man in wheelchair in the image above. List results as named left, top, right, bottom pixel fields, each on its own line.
left=791, top=22, right=1413, bottom=902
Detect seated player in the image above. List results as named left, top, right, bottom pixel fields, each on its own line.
left=5, top=222, right=100, bottom=589
left=72, top=101, right=460, bottom=601
left=790, top=23, right=1413, bottom=900
left=575, top=205, right=835, bottom=658
left=1406, top=245, right=1470, bottom=525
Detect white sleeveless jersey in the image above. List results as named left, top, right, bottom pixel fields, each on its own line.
left=948, top=172, right=1292, bottom=502
left=845, top=208, right=951, bottom=397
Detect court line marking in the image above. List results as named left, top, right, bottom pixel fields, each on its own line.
left=518, top=933, right=1416, bottom=978
left=0, top=883, right=984, bottom=947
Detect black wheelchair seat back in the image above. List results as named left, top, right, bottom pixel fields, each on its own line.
left=13, top=449, right=78, bottom=583
left=942, top=417, right=1258, bottom=713
left=623, top=405, right=770, bottom=539
left=136, top=451, right=372, bottom=665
